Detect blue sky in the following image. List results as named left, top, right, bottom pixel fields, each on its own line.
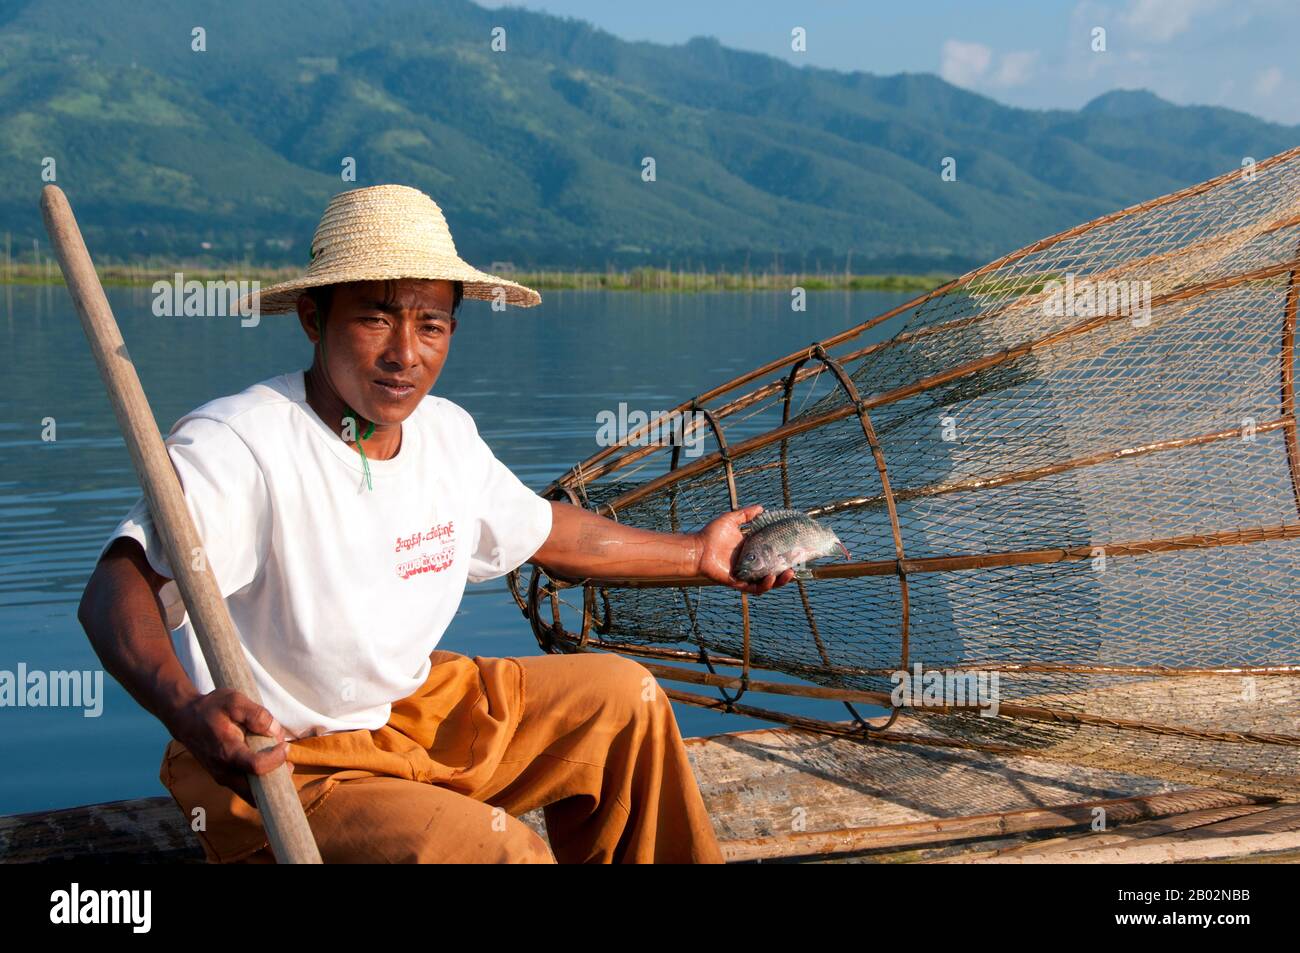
left=477, top=0, right=1295, bottom=125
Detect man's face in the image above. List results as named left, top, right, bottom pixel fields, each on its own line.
left=298, top=278, right=456, bottom=425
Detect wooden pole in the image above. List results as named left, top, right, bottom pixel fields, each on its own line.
left=39, top=185, right=322, bottom=864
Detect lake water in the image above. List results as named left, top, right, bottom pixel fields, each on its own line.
left=0, top=284, right=913, bottom=816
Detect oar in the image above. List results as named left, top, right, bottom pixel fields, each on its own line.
left=40, top=184, right=323, bottom=864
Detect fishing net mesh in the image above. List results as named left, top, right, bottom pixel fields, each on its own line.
left=510, top=149, right=1300, bottom=799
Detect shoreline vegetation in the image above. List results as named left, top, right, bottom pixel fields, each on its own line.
left=0, top=261, right=951, bottom=293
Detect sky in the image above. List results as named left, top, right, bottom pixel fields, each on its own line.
left=476, top=0, right=1295, bottom=125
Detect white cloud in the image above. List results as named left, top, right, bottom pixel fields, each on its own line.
left=940, top=39, right=993, bottom=88
left=991, top=51, right=1039, bottom=87
left=1254, top=65, right=1283, bottom=96
left=941, top=41, right=1037, bottom=90
left=1121, top=0, right=1226, bottom=43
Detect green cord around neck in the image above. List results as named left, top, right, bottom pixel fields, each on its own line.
left=349, top=411, right=376, bottom=491
left=316, top=315, right=376, bottom=491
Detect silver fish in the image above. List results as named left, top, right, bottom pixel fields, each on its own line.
left=734, top=508, right=849, bottom=581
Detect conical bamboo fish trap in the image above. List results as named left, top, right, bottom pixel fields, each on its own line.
left=509, top=147, right=1300, bottom=799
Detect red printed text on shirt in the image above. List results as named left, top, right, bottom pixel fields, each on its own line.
left=395, top=519, right=456, bottom=579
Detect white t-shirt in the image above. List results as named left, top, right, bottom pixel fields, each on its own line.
left=99, top=370, right=554, bottom=739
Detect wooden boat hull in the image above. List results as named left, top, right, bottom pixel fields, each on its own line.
left=2, top=719, right=1297, bottom=863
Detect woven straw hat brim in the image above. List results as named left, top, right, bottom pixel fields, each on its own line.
left=245, top=265, right=542, bottom=314
left=236, top=183, right=542, bottom=314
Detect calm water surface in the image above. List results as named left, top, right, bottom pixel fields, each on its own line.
left=0, top=285, right=910, bottom=814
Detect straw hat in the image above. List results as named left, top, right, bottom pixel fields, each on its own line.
left=243, top=184, right=541, bottom=313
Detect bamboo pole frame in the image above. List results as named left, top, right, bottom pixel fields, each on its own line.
left=720, top=788, right=1273, bottom=863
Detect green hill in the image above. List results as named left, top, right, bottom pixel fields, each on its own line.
left=0, top=0, right=1295, bottom=271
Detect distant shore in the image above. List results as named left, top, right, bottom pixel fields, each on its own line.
left=0, top=263, right=951, bottom=293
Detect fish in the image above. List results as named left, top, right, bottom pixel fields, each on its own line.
left=734, top=508, right=850, bottom=581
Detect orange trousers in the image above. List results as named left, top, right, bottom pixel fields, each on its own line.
left=159, top=650, right=725, bottom=863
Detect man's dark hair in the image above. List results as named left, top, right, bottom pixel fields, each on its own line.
left=308, top=280, right=464, bottom=326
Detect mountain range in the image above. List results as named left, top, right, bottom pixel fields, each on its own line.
left=0, top=0, right=1295, bottom=272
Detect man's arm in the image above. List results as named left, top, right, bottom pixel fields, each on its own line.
left=79, top=537, right=200, bottom=729
left=78, top=537, right=289, bottom=805
left=530, top=501, right=794, bottom=594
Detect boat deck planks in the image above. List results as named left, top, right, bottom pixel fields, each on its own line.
left=1, top=717, right=1295, bottom=863
left=681, top=717, right=1295, bottom=863
left=939, top=804, right=1300, bottom=864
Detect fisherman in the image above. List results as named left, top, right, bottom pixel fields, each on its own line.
left=77, top=184, right=794, bottom=864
